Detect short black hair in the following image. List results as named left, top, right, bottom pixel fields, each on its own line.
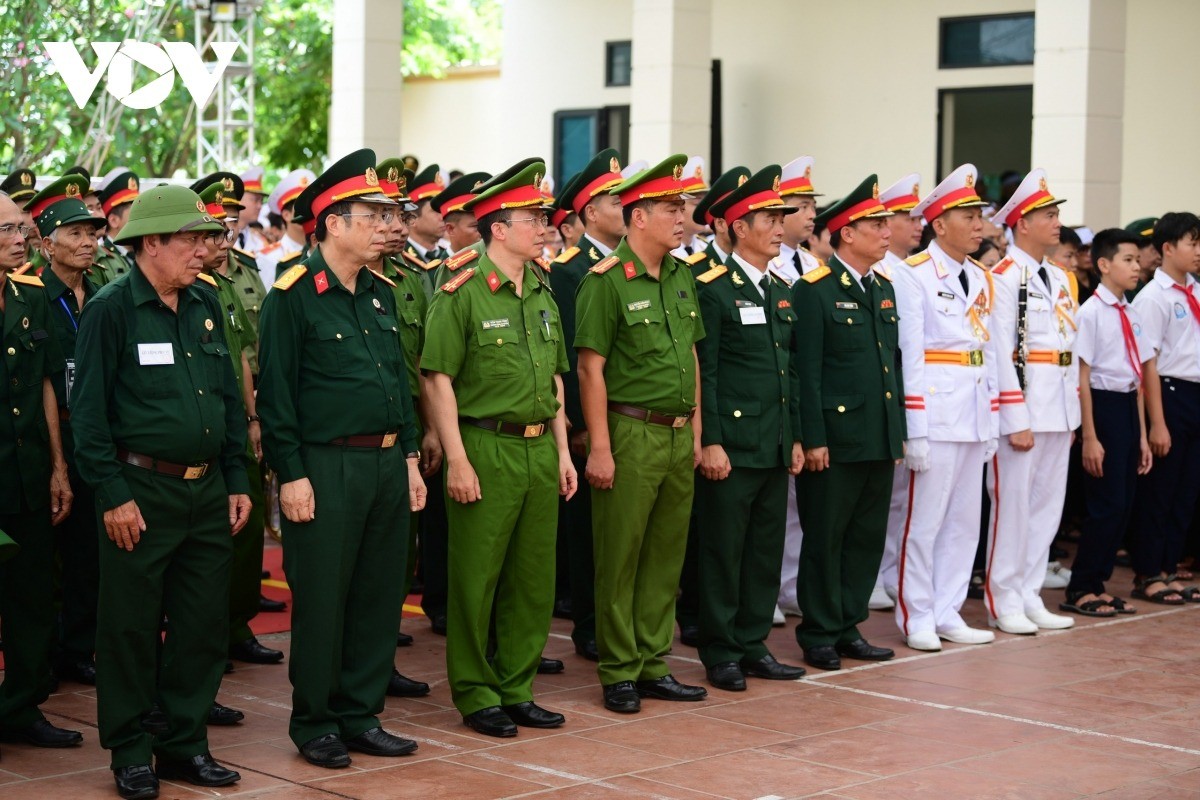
left=478, top=208, right=511, bottom=246
left=621, top=199, right=654, bottom=228
left=267, top=212, right=285, bottom=229
left=1059, top=226, right=1082, bottom=248
left=970, top=239, right=998, bottom=262
left=315, top=200, right=354, bottom=242
left=1091, top=228, right=1140, bottom=268
left=1152, top=211, right=1200, bottom=255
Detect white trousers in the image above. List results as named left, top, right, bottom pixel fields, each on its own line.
left=878, top=462, right=910, bottom=594
left=777, top=478, right=803, bottom=611
left=984, top=431, right=1071, bottom=619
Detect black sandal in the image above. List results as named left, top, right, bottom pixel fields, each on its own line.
left=1131, top=576, right=1184, bottom=606
left=1166, top=574, right=1200, bottom=603
left=1102, top=594, right=1137, bottom=614
left=1060, top=593, right=1118, bottom=618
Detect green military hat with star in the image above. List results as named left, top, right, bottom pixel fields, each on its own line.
left=463, top=158, right=553, bottom=219
left=97, top=170, right=140, bottom=217
left=190, top=172, right=246, bottom=210
left=709, top=165, right=798, bottom=223
left=24, top=174, right=106, bottom=238
left=814, top=174, right=894, bottom=235
left=112, top=184, right=223, bottom=245
left=408, top=163, right=445, bottom=203
left=1124, top=216, right=1158, bottom=244
left=558, top=149, right=623, bottom=217
left=609, top=153, right=690, bottom=206
left=431, top=170, right=492, bottom=216
left=375, top=158, right=419, bottom=210
left=1, top=167, right=37, bottom=202
left=296, top=148, right=398, bottom=236
left=694, top=165, right=752, bottom=226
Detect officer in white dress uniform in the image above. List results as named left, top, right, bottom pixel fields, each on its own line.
left=255, top=169, right=315, bottom=289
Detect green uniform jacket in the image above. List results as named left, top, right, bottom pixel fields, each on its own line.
left=792, top=255, right=906, bottom=462
left=71, top=266, right=250, bottom=511
left=1, top=274, right=65, bottom=510
left=200, top=271, right=255, bottom=396
left=256, top=246, right=419, bottom=484
left=695, top=256, right=801, bottom=468
left=548, top=233, right=605, bottom=428
left=92, top=242, right=128, bottom=287
left=226, top=247, right=268, bottom=372
left=39, top=267, right=97, bottom=419
left=381, top=254, right=428, bottom=400
left=574, top=238, right=705, bottom=416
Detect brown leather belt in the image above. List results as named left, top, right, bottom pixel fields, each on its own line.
left=461, top=417, right=548, bottom=438
left=118, top=449, right=211, bottom=480
left=329, top=432, right=399, bottom=448
left=607, top=402, right=691, bottom=429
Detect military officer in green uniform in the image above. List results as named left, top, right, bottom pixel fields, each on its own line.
left=71, top=184, right=249, bottom=798
left=26, top=175, right=107, bottom=687
left=257, top=148, right=426, bottom=769
left=793, top=175, right=906, bottom=671
left=3, top=168, right=44, bottom=271
left=95, top=170, right=141, bottom=283
left=405, top=164, right=450, bottom=299
left=422, top=158, right=577, bottom=738
left=431, top=168, right=491, bottom=255
left=691, top=166, right=752, bottom=274
left=574, top=154, right=709, bottom=713
left=693, top=166, right=807, bottom=691
left=0, top=191, right=83, bottom=753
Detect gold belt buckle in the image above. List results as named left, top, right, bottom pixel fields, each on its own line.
left=968, top=350, right=984, bottom=366
left=1059, top=352, right=1072, bottom=366
left=671, top=415, right=687, bottom=428
left=523, top=423, right=545, bottom=438
left=183, top=464, right=207, bottom=480
left=381, top=433, right=398, bottom=448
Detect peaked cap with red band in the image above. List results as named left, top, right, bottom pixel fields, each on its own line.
left=879, top=173, right=922, bottom=214
left=463, top=158, right=552, bottom=220
left=610, top=153, right=689, bottom=207
left=814, top=174, right=894, bottom=235
left=912, top=163, right=989, bottom=223
left=302, top=148, right=397, bottom=226
left=993, top=167, right=1066, bottom=229
left=693, top=166, right=751, bottom=226
left=709, top=165, right=797, bottom=224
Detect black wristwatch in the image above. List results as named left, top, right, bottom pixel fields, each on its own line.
left=406, top=450, right=421, bottom=462
left=247, top=414, right=261, bottom=423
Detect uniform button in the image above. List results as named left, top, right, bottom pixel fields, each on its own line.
left=535, top=361, right=541, bottom=367
left=363, top=329, right=369, bottom=335
left=526, top=330, right=532, bottom=336
left=336, top=333, right=343, bottom=339
left=781, top=398, right=787, bottom=404
left=886, top=391, right=893, bottom=399
left=537, top=396, right=543, bottom=402
left=644, top=318, right=650, bottom=324
left=681, top=367, right=686, bottom=373
left=496, top=338, right=503, bottom=345
left=883, top=366, right=889, bottom=373
left=775, top=343, right=780, bottom=348
left=204, top=428, right=210, bottom=435
left=673, top=338, right=678, bottom=343
left=198, top=390, right=204, bottom=395
left=846, top=317, right=853, bottom=324
left=930, top=387, right=937, bottom=394
left=11, top=407, right=18, bottom=416
left=186, top=352, right=192, bottom=358
left=779, top=370, right=785, bottom=376
left=877, top=341, right=882, bottom=348
left=15, top=437, right=21, bottom=446
left=666, top=310, right=671, bottom=315
left=377, top=363, right=382, bottom=367
left=837, top=405, right=846, bottom=413
left=10, top=378, right=17, bottom=387
left=733, top=410, right=742, bottom=418
left=690, top=311, right=696, bottom=318
left=5, top=347, right=13, bottom=356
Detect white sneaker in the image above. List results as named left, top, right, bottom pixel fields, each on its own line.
left=868, top=586, right=895, bottom=611
left=1043, top=561, right=1071, bottom=589
left=884, top=584, right=898, bottom=602
left=905, top=630, right=942, bottom=651
left=937, top=626, right=995, bottom=645
left=778, top=602, right=802, bottom=617
left=1026, top=608, right=1075, bottom=629
left=772, top=604, right=786, bottom=626
left=988, top=614, right=1038, bottom=635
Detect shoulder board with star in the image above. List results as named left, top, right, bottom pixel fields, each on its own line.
left=232, top=246, right=258, bottom=260
left=695, top=263, right=727, bottom=284
left=12, top=261, right=33, bottom=276
left=97, top=243, right=117, bottom=257
left=905, top=252, right=931, bottom=267
left=368, top=268, right=396, bottom=287
left=553, top=246, right=580, bottom=264
left=444, top=248, right=480, bottom=272
left=9, top=271, right=42, bottom=286
left=872, top=266, right=893, bottom=282
left=440, top=267, right=476, bottom=293
left=685, top=251, right=708, bottom=266
left=590, top=255, right=619, bottom=274
left=801, top=265, right=831, bottom=284
left=196, top=272, right=218, bottom=287
left=273, top=264, right=308, bottom=290
left=991, top=255, right=1016, bottom=276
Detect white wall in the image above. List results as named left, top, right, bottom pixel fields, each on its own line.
left=399, top=68, right=505, bottom=170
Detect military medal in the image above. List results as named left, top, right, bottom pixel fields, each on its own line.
left=21, top=316, right=29, bottom=329
left=204, top=318, right=214, bottom=331
left=372, top=298, right=382, bottom=309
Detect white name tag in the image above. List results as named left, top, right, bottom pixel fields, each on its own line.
left=138, top=343, right=174, bottom=365
left=739, top=307, right=767, bottom=325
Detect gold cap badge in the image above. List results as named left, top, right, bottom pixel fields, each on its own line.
left=364, top=168, right=379, bottom=187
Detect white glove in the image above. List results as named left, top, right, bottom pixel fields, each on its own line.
left=983, top=438, right=999, bottom=461
left=904, top=437, right=931, bottom=472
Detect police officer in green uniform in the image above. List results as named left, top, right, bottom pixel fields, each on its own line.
left=71, top=184, right=250, bottom=798
left=257, top=148, right=426, bottom=769
left=574, top=154, right=709, bottom=713
left=793, top=175, right=906, bottom=671
left=422, top=158, right=577, bottom=738
left=693, top=166, right=808, bottom=691
left=27, top=175, right=107, bottom=687
left=0, top=191, right=82, bottom=754
left=96, top=170, right=141, bottom=282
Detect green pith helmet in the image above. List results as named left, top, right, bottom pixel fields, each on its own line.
left=112, top=184, right=223, bottom=245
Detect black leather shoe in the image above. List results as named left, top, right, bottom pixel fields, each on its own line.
left=835, top=638, right=894, bottom=662
left=602, top=681, right=641, bottom=713
left=345, top=726, right=418, bottom=756
left=208, top=702, right=244, bottom=726
left=635, top=675, right=708, bottom=701
left=229, top=636, right=284, bottom=664
left=141, top=707, right=168, bottom=736
left=802, top=645, right=842, bottom=671
left=299, top=733, right=351, bottom=768
left=740, top=654, right=806, bottom=680
left=2, top=718, right=83, bottom=747
left=537, top=657, right=564, bottom=675
left=430, top=615, right=447, bottom=636
left=57, top=659, right=97, bottom=686
left=706, top=662, right=746, bottom=691
left=259, top=594, right=287, bottom=612
left=113, top=764, right=158, bottom=800
left=154, top=753, right=240, bottom=787
left=552, top=597, right=573, bottom=620
left=462, top=706, right=517, bottom=737
left=573, top=639, right=599, bottom=661
left=679, top=624, right=700, bottom=647
left=501, top=701, right=565, bottom=728
left=387, top=668, right=430, bottom=697
left=396, top=631, right=413, bottom=647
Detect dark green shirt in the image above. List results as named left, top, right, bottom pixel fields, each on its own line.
left=39, top=266, right=97, bottom=411
left=226, top=247, right=268, bottom=372
left=256, top=246, right=419, bottom=483
left=421, top=253, right=568, bottom=423
left=573, top=238, right=705, bottom=416
left=382, top=255, right=428, bottom=400
left=548, top=233, right=604, bottom=429
left=1, top=274, right=65, bottom=510
left=71, top=265, right=250, bottom=511
left=200, top=271, right=255, bottom=397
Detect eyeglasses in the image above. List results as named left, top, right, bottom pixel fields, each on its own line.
left=506, top=215, right=549, bottom=229
left=0, top=223, right=34, bottom=238
left=341, top=211, right=395, bottom=225
left=400, top=212, right=418, bottom=226
left=173, top=231, right=230, bottom=248
left=215, top=228, right=237, bottom=243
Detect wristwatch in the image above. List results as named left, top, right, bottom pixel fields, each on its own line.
left=247, top=414, right=261, bottom=423
left=406, top=450, right=421, bottom=462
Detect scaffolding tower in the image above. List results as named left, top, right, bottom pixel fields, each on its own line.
left=188, top=0, right=262, bottom=175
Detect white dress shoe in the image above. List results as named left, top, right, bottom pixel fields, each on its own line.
left=988, top=614, right=1038, bottom=635
left=778, top=602, right=802, bottom=617
left=905, top=631, right=942, bottom=651
left=1043, top=561, right=1071, bottom=589
left=884, top=585, right=898, bottom=602
left=1026, top=608, right=1075, bottom=629
left=772, top=604, right=786, bottom=626
left=868, top=586, right=895, bottom=611
left=937, top=626, right=995, bottom=645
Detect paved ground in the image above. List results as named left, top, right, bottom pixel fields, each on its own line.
left=8, top=575, right=1200, bottom=799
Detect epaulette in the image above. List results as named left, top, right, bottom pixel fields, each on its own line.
left=260, top=241, right=282, bottom=254
left=801, top=265, right=831, bottom=284
left=401, top=250, right=427, bottom=270
left=424, top=258, right=442, bottom=272
left=12, top=261, right=32, bottom=275
left=232, top=246, right=258, bottom=259
left=368, top=268, right=396, bottom=287
left=1048, top=258, right=1064, bottom=269
left=905, top=252, right=931, bottom=267
left=279, top=250, right=303, bottom=264
left=440, top=267, right=476, bottom=293
left=873, top=266, right=893, bottom=282
left=444, top=248, right=479, bottom=272
left=273, top=264, right=308, bottom=290
left=97, top=243, right=116, bottom=257
left=535, top=256, right=551, bottom=272
left=685, top=251, right=707, bottom=265
left=991, top=255, right=1015, bottom=276
left=695, top=264, right=727, bottom=284
left=553, top=246, right=580, bottom=264
left=590, top=255, right=619, bottom=274
left=1066, top=270, right=1079, bottom=304
left=196, top=272, right=218, bottom=287
left=9, top=271, right=42, bottom=286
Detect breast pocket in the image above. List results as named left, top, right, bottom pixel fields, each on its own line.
left=934, top=302, right=964, bottom=337
left=621, top=305, right=666, bottom=356
left=311, top=321, right=359, bottom=375
left=823, top=393, right=864, bottom=446
left=475, top=327, right=523, bottom=378
left=671, top=299, right=701, bottom=345
left=18, top=330, right=49, bottom=386
left=374, top=315, right=403, bottom=364
left=829, top=310, right=865, bottom=351
left=879, top=310, right=899, bottom=348
left=130, top=345, right=177, bottom=400
left=198, top=339, right=230, bottom=391
left=717, top=398, right=761, bottom=452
